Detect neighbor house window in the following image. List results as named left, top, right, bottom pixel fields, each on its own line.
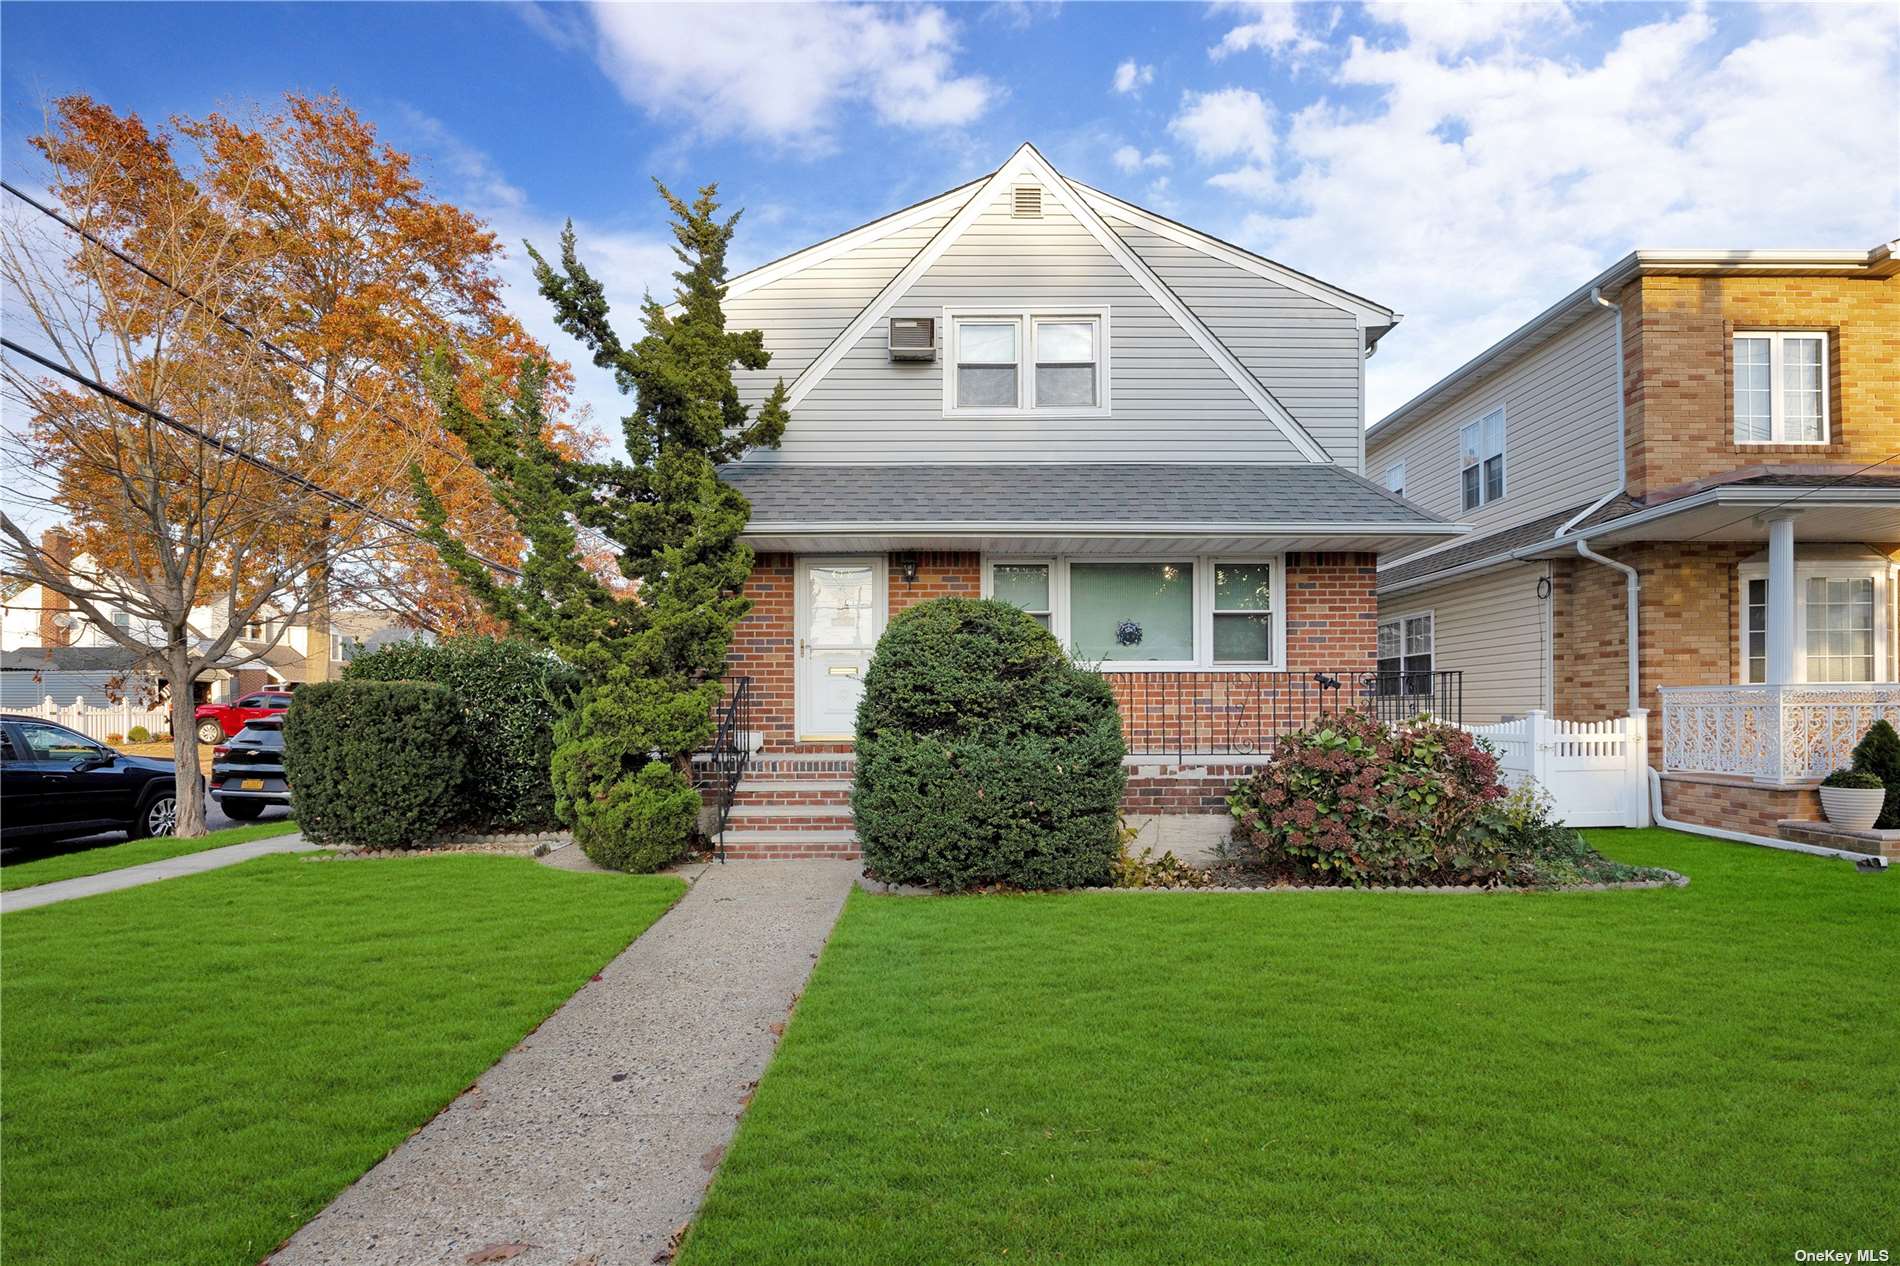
left=1070, top=562, right=1195, bottom=663
left=1738, top=564, right=1885, bottom=683
left=1377, top=612, right=1434, bottom=694
left=1211, top=563, right=1273, bottom=663
left=1733, top=332, right=1827, bottom=444
left=1806, top=576, right=1875, bottom=682
left=1383, top=461, right=1405, bottom=498
left=991, top=563, right=1052, bottom=630
left=948, top=310, right=1107, bottom=414
left=111, top=611, right=131, bottom=632
left=1460, top=408, right=1505, bottom=511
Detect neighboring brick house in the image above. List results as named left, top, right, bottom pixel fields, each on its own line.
left=1367, top=243, right=1900, bottom=844
left=708, top=143, right=1464, bottom=859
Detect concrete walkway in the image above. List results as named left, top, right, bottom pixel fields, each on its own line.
left=0, top=832, right=316, bottom=914
left=268, top=857, right=860, bottom=1266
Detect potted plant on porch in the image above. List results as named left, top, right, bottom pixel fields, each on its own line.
left=1818, top=769, right=1887, bottom=832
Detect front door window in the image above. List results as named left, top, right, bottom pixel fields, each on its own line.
left=799, top=560, right=880, bottom=739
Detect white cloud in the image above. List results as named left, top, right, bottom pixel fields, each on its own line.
left=586, top=2, right=995, bottom=147
left=1112, top=145, right=1172, bottom=173
left=1169, top=87, right=1276, bottom=197
left=1112, top=58, right=1155, bottom=94
left=1213, top=4, right=1900, bottom=420
left=1361, top=1, right=1573, bottom=53
left=1210, top=1, right=1325, bottom=61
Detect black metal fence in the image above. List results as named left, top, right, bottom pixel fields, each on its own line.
left=1111, top=669, right=1463, bottom=760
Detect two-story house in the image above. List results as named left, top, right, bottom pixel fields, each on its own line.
left=1367, top=243, right=1899, bottom=838
left=703, top=143, right=1466, bottom=859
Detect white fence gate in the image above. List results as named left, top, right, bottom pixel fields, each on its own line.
left=11, top=696, right=173, bottom=743
left=1465, top=709, right=1650, bottom=828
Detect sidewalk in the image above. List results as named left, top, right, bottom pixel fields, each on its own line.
left=267, top=857, right=860, bottom=1266
left=0, top=833, right=316, bottom=914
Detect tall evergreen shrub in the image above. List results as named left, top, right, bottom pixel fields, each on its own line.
left=853, top=598, right=1128, bottom=891
left=343, top=637, right=576, bottom=830
left=1851, top=718, right=1900, bottom=829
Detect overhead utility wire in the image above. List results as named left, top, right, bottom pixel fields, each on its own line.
left=0, top=337, right=523, bottom=578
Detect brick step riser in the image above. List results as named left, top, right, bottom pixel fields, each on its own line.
left=723, top=843, right=862, bottom=860
left=721, top=817, right=857, bottom=832
left=729, top=791, right=854, bottom=809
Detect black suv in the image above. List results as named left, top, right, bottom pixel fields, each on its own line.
left=209, top=718, right=291, bottom=819
left=0, top=714, right=183, bottom=843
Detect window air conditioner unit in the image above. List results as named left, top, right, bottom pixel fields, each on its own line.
left=887, top=316, right=937, bottom=361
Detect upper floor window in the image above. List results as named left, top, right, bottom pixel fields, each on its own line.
left=1459, top=408, right=1505, bottom=511
left=1383, top=461, right=1405, bottom=499
left=1734, top=332, right=1828, bottom=444
left=947, top=310, right=1107, bottom=415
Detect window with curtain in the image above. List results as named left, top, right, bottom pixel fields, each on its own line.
left=992, top=563, right=1052, bottom=629
left=1069, top=562, right=1194, bottom=662
left=1459, top=408, right=1505, bottom=511
left=1384, top=461, right=1405, bottom=498
left=1212, top=563, right=1273, bottom=663
left=954, top=319, right=1020, bottom=409
left=1733, top=332, right=1827, bottom=444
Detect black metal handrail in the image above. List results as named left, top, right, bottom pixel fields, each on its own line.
left=702, top=675, right=753, bottom=862
left=1110, top=668, right=1462, bottom=761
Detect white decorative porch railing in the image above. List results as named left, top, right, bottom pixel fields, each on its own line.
left=1659, top=683, right=1900, bottom=784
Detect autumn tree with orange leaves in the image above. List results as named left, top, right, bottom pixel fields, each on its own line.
left=0, top=93, right=587, bottom=836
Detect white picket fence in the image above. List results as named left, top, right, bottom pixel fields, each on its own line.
left=11, top=696, right=174, bottom=742
left=1465, top=708, right=1650, bottom=828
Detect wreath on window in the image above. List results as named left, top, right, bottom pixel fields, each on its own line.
left=1115, top=620, right=1143, bottom=647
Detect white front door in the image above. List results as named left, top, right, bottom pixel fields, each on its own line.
left=796, top=557, right=884, bottom=740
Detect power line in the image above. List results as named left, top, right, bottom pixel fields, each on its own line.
left=0, top=336, right=522, bottom=578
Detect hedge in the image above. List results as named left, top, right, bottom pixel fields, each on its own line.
left=283, top=680, right=469, bottom=847
left=852, top=598, right=1127, bottom=891
left=343, top=637, right=575, bottom=830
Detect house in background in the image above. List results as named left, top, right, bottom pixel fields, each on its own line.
left=1368, top=243, right=1898, bottom=839
left=708, top=142, right=1467, bottom=860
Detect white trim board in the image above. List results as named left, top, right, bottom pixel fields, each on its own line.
left=782, top=142, right=1332, bottom=465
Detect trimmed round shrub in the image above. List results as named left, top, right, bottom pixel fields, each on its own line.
left=283, top=679, right=469, bottom=847
left=127, top=725, right=152, bottom=743
left=344, top=637, right=577, bottom=830
left=1851, top=719, right=1900, bottom=829
left=853, top=598, right=1127, bottom=891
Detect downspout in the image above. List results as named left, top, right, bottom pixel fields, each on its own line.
left=1647, top=767, right=1888, bottom=867
left=1564, top=286, right=1640, bottom=717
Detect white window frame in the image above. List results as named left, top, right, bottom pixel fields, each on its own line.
left=1732, top=331, right=1830, bottom=445
left=1383, top=461, right=1406, bottom=499
left=1458, top=406, right=1506, bottom=511
left=981, top=553, right=1284, bottom=671
left=943, top=307, right=1111, bottom=419
left=1734, top=560, right=1890, bottom=684
left=1377, top=609, right=1435, bottom=692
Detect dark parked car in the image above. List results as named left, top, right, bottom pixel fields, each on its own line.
left=209, top=718, right=291, bottom=819
left=0, top=714, right=182, bottom=843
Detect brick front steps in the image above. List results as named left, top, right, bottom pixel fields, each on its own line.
left=718, top=757, right=859, bottom=860
left=1777, top=818, right=1900, bottom=861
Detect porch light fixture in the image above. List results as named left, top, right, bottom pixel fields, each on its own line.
left=894, top=551, right=920, bottom=585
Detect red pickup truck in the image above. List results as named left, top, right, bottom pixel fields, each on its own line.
left=194, top=689, right=293, bottom=744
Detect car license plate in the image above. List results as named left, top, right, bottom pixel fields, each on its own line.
left=241, top=778, right=264, bottom=790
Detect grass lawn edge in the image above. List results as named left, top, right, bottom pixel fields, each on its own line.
left=0, top=819, right=301, bottom=891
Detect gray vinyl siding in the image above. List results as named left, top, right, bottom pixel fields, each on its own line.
left=1107, top=218, right=1362, bottom=467
left=1383, top=563, right=1551, bottom=725
left=733, top=187, right=1323, bottom=465
left=723, top=212, right=957, bottom=406
left=1367, top=312, right=1622, bottom=530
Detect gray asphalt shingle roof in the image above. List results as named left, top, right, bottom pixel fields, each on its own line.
left=721, top=463, right=1446, bottom=528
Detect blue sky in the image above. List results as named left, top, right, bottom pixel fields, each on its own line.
left=4, top=1, right=1897, bottom=440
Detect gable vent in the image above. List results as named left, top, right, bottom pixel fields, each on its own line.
left=1011, top=184, right=1043, bottom=219
left=887, top=316, right=937, bottom=361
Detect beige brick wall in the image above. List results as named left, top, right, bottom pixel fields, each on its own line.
left=1621, top=272, right=1898, bottom=499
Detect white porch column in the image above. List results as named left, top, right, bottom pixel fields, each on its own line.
left=1764, top=512, right=1799, bottom=686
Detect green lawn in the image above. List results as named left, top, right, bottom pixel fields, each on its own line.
left=682, top=830, right=1899, bottom=1266
left=0, top=819, right=300, bottom=891
left=1, top=853, right=683, bottom=1266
